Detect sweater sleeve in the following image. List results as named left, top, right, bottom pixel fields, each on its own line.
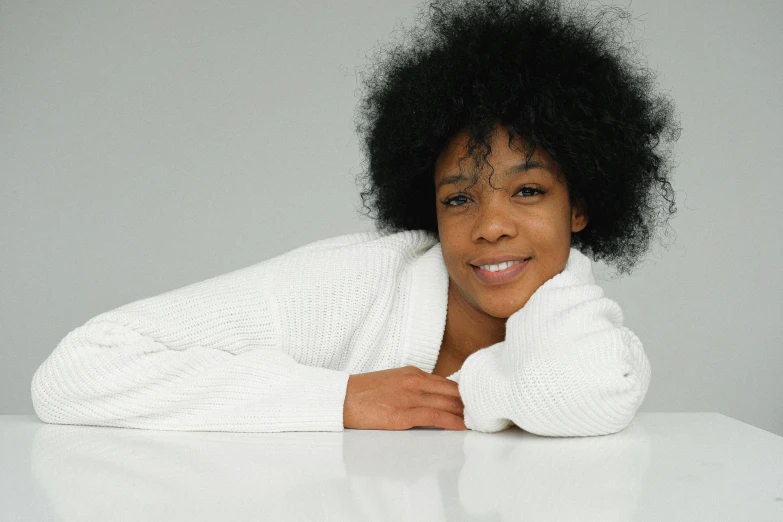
left=30, top=260, right=351, bottom=433
left=456, top=264, right=651, bottom=437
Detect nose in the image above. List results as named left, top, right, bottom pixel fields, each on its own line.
left=470, top=195, right=517, bottom=243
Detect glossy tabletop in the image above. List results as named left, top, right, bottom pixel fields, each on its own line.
left=1, top=413, right=781, bottom=521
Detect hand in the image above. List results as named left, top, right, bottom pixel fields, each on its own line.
left=343, top=365, right=467, bottom=431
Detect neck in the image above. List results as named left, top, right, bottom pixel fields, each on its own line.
left=441, top=279, right=506, bottom=364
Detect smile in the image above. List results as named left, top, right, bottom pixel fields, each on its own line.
left=471, top=258, right=531, bottom=285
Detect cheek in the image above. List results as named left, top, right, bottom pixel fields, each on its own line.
left=435, top=220, right=462, bottom=255
left=438, top=241, right=473, bottom=287
left=527, top=205, right=573, bottom=242
left=441, top=246, right=464, bottom=276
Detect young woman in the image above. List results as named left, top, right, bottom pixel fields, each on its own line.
left=31, top=0, right=679, bottom=436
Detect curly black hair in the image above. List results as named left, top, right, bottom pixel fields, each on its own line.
left=353, top=0, right=681, bottom=276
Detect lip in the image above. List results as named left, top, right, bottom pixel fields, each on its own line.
left=471, top=258, right=531, bottom=285
left=470, top=254, right=532, bottom=266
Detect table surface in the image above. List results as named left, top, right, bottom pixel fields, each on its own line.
left=1, top=413, right=781, bottom=522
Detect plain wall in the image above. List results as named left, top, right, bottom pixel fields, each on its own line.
left=2, top=0, right=781, bottom=435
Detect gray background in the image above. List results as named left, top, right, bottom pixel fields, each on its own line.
left=2, top=0, right=781, bottom=435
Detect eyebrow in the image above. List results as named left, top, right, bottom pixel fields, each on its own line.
left=436, top=159, right=549, bottom=191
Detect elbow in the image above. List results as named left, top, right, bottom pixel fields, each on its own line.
left=525, top=340, right=651, bottom=438
left=31, top=346, right=84, bottom=426
left=31, top=326, right=104, bottom=426
left=591, top=336, right=651, bottom=436
left=587, top=346, right=651, bottom=437
left=597, top=372, right=650, bottom=436
left=31, top=359, right=65, bottom=425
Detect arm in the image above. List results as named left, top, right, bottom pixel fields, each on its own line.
left=31, top=260, right=351, bottom=433
left=455, top=249, right=652, bottom=436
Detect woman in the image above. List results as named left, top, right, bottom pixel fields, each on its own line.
left=31, top=0, right=679, bottom=436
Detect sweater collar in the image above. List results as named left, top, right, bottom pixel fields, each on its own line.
left=546, top=246, right=596, bottom=287
left=401, top=237, right=450, bottom=374
left=400, top=241, right=592, bottom=375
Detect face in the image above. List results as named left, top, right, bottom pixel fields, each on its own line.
left=434, top=124, right=588, bottom=319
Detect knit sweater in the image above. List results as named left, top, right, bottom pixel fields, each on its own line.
left=31, top=229, right=651, bottom=436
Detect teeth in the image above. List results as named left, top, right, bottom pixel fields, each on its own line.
left=478, top=260, right=524, bottom=272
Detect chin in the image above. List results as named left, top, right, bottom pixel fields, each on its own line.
left=478, top=295, right=531, bottom=320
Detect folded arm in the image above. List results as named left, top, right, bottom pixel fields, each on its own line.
left=31, top=261, right=351, bottom=433
left=455, top=251, right=652, bottom=436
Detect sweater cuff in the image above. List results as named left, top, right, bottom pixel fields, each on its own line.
left=458, top=344, right=513, bottom=433
left=273, top=363, right=351, bottom=432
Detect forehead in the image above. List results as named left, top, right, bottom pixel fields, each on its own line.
left=434, top=128, right=558, bottom=185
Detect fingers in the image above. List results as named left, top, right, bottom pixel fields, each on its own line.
left=406, top=370, right=464, bottom=414
left=417, top=371, right=462, bottom=399
left=416, top=391, right=464, bottom=417
left=404, top=407, right=467, bottom=431
left=393, top=367, right=468, bottom=431
left=403, top=372, right=464, bottom=420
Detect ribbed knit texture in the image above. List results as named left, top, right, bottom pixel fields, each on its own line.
left=457, top=248, right=652, bottom=436
left=31, top=229, right=650, bottom=435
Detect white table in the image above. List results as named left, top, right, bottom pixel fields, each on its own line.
left=1, top=413, right=781, bottom=521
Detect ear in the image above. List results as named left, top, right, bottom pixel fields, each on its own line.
left=571, top=202, right=589, bottom=233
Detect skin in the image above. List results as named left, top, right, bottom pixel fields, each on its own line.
left=431, top=123, right=588, bottom=377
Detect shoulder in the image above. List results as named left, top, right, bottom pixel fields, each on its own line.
left=260, top=229, right=441, bottom=299
left=280, top=229, right=439, bottom=261
left=539, top=247, right=597, bottom=290
left=264, top=230, right=443, bottom=341
left=563, top=247, right=597, bottom=285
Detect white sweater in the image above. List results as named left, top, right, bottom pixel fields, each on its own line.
left=31, top=229, right=651, bottom=436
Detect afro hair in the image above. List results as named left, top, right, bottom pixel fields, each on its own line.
left=353, top=0, right=682, bottom=276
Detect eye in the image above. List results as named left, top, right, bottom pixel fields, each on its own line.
left=441, top=195, right=469, bottom=207
left=439, top=186, right=546, bottom=207
left=516, top=186, right=546, bottom=198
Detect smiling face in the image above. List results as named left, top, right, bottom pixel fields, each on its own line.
left=434, top=124, right=588, bottom=320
